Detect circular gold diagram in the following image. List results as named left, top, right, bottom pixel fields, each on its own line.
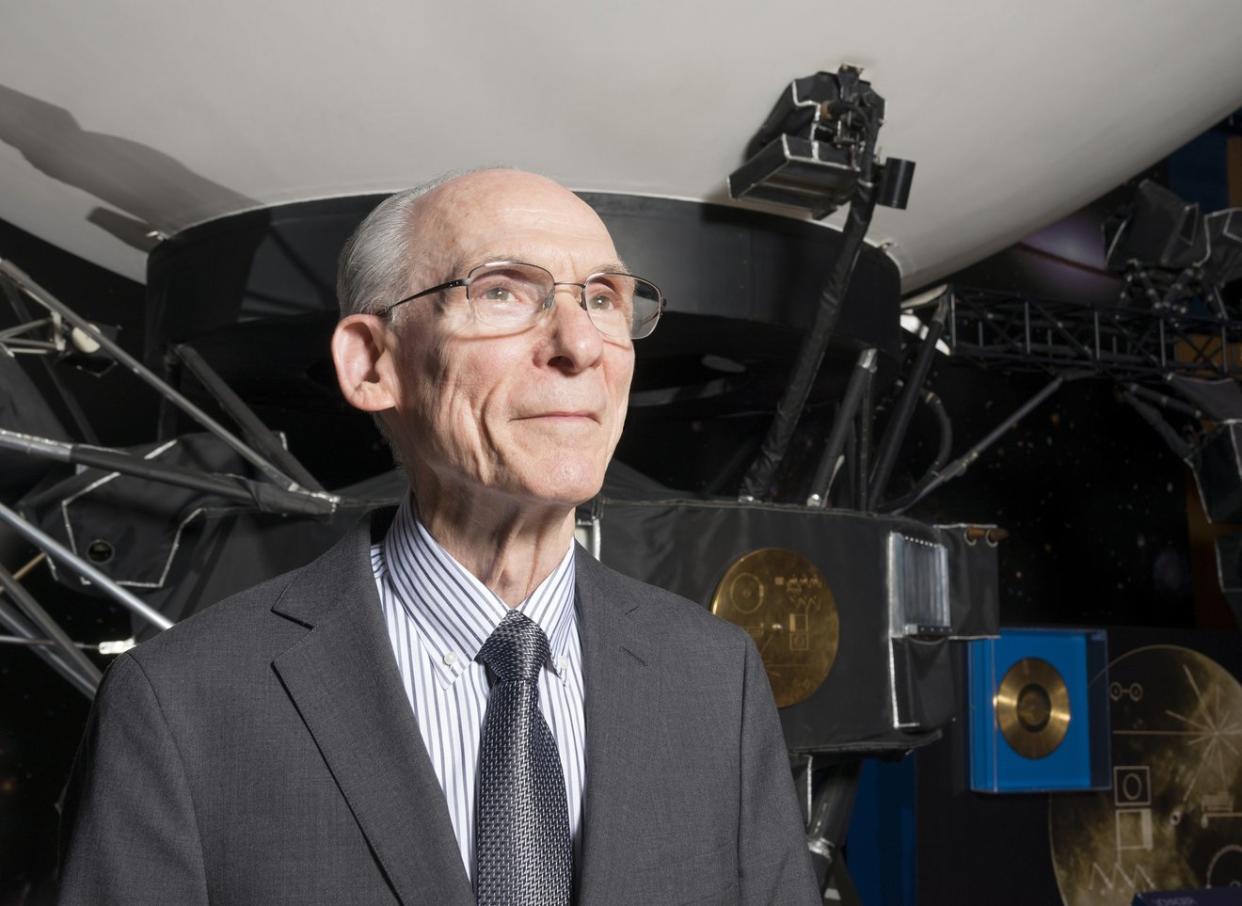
left=1049, top=645, right=1242, bottom=906
left=710, top=547, right=839, bottom=708
left=996, top=657, right=1071, bottom=760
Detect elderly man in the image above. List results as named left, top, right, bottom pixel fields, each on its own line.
left=58, top=169, right=818, bottom=905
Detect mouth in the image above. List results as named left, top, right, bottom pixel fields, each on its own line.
left=524, top=411, right=597, bottom=421
left=518, top=411, right=600, bottom=425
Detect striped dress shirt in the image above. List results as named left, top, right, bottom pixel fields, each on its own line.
left=370, top=499, right=586, bottom=880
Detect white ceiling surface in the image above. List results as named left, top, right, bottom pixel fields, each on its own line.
left=2, top=1, right=1242, bottom=290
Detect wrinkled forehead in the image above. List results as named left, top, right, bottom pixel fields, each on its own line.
left=408, top=173, right=620, bottom=284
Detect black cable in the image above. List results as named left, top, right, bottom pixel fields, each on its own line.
left=891, top=375, right=1069, bottom=514
left=879, top=390, right=953, bottom=513
left=924, top=390, right=953, bottom=474
left=737, top=94, right=882, bottom=501
left=869, top=298, right=949, bottom=505
left=738, top=179, right=878, bottom=500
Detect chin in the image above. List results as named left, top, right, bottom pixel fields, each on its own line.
left=511, top=458, right=607, bottom=509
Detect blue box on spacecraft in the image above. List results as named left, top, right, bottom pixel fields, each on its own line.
left=968, top=627, right=1111, bottom=793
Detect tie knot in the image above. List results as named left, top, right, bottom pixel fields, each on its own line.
left=477, top=610, right=550, bottom=684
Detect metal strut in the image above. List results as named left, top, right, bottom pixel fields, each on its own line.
left=0, top=501, right=172, bottom=632
left=807, top=348, right=878, bottom=507
left=0, top=260, right=304, bottom=492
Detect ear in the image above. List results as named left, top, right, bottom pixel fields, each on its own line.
left=331, top=314, right=399, bottom=414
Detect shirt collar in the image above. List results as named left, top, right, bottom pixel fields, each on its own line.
left=379, top=497, right=577, bottom=686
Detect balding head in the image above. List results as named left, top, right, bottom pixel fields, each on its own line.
left=336, top=168, right=618, bottom=321
left=335, top=170, right=456, bottom=321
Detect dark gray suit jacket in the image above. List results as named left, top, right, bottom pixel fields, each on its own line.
left=59, top=510, right=818, bottom=905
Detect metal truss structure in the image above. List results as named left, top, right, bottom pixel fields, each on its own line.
left=939, top=286, right=1242, bottom=380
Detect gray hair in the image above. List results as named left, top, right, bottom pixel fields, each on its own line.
left=335, top=180, right=447, bottom=463
left=336, top=166, right=515, bottom=319
left=336, top=174, right=451, bottom=319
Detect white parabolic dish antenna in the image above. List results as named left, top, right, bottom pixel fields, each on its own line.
left=1, top=0, right=1241, bottom=288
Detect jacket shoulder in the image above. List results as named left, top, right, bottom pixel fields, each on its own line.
left=577, top=549, right=752, bottom=653
left=123, top=558, right=313, bottom=681
left=125, top=509, right=383, bottom=677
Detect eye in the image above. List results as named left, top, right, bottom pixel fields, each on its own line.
left=480, top=285, right=519, bottom=303
left=586, top=276, right=632, bottom=312
left=471, top=269, right=540, bottom=307
left=587, top=289, right=618, bottom=311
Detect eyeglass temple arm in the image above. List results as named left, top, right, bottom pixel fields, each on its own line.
left=383, top=279, right=468, bottom=316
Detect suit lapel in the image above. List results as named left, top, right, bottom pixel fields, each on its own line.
left=271, top=512, right=474, bottom=906
left=574, top=549, right=659, bottom=904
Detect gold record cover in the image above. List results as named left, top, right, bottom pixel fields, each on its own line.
left=710, top=547, right=839, bottom=708
left=996, top=656, right=1071, bottom=759
left=1049, top=646, right=1242, bottom=905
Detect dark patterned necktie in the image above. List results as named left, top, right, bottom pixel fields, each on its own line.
left=475, top=610, right=572, bottom=906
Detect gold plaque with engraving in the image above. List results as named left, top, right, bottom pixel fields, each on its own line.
left=1049, top=646, right=1242, bottom=905
left=710, top=548, right=839, bottom=708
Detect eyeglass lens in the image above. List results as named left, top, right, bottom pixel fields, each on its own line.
left=466, top=262, right=661, bottom=339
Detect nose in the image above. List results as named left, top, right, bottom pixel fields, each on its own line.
left=542, top=284, right=605, bottom=372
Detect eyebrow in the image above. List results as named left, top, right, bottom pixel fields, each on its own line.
left=453, top=253, right=632, bottom=277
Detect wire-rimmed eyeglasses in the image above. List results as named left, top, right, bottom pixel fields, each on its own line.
left=381, top=260, right=665, bottom=340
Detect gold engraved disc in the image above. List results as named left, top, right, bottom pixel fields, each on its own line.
left=710, top=547, right=839, bottom=708
left=1048, top=646, right=1242, bottom=906
left=995, top=656, right=1071, bottom=759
